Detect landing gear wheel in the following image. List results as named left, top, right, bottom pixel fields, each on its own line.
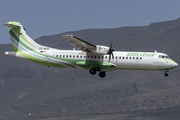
left=164, top=72, right=168, bottom=77
left=89, top=69, right=96, bottom=75
left=99, top=72, right=106, bottom=78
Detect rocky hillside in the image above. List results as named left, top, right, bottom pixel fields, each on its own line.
left=0, top=18, right=180, bottom=120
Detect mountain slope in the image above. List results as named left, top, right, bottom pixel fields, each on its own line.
left=0, top=18, right=180, bottom=120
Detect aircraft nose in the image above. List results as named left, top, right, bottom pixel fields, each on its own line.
left=172, top=61, right=178, bottom=68
left=175, top=62, right=178, bottom=67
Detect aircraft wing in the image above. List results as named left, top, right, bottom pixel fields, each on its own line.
left=63, top=34, right=96, bottom=52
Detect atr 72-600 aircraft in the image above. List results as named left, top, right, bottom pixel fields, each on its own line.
left=3, top=22, right=178, bottom=78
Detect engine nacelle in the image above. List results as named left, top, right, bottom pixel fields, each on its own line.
left=91, top=45, right=110, bottom=54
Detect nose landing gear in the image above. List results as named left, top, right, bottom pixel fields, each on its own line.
left=164, top=72, right=168, bottom=77
left=164, top=70, right=169, bottom=77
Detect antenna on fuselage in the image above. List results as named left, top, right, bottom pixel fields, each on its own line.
left=127, top=47, right=131, bottom=51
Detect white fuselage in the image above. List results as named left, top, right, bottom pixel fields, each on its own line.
left=43, top=49, right=177, bottom=71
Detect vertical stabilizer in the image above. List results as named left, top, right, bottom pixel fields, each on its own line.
left=3, top=21, right=42, bottom=52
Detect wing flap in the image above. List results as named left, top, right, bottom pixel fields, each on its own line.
left=63, top=35, right=96, bottom=52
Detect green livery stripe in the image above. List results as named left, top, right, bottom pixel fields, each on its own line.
left=163, top=58, right=177, bottom=64
left=10, top=29, right=46, bottom=57
left=9, top=28, right=20, bottom=46
left=8, top=23, right=81, bottom=68
left=12, top=45, right=40, bottom=62
left=118, top=66, right=177, bottom=71
left=52, top=58, right=116, bottom=71
left=51, top=56, right=113, bottom=66
left=10, top=28, right=30, bottom=51
left=10, top=22, right=19, bottom=26
left=51, top=57, right=112, bottom=66
left=13, top=27, right=36, bottom=48
left=16, top=48, right=67, bottom=68
left=12, top=44, right=18, bottom=52
left=10, top=31, right=76, bottom=68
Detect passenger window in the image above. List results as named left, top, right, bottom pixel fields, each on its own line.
left=94, top=56, right=96, bottom=59
left=84, top=56, right=86, bottom=58
left=133, top=57, right=135, bottom=59
left=66, top=55, right=68, bottom=58
left=136, top=57, right=138, bottom=59
left=77, top=55, right=79, bottom=58
left=88, top=56, right=90, bottom=58
left=59, top=55, right=61, bottom=57
left=63, top=55, right=65, bottom=58
left=122, top=57, right=124, bottom=59
left=98, top=56, right=100, bottom=59
left=80, top=56, right=82, bottom=58
left=91, top=56, right=93, bottom=58
left=119, top=57, right=121, bottom=59
left=129, top=57, right=131, bottom=59
left=73, top=55, right=75, bottom=58
left=126, top=57, right=128, bottom=59
left=105, top=56, right=107, bottom=59
left=116, top=56, right=118, bottom=59
left=140, top=57, right=142, bottom=60
left=102, top=56, right=104, bottom=59
left=56, top=55, right=58, bottom=57
left=70, top=55, right=71, bottom=58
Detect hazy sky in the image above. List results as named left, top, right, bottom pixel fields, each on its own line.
left=1, top=0, right=180, bottom=44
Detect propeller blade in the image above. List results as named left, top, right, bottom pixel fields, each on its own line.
left=110, top=41, right=112, bottom=48
left=109, top=54, right=111, bottom=62
left=108, top=41, right=115, bottom=62
left=112, top=52, right=114, bottom=59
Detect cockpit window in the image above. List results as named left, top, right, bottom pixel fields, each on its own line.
left=159, top=55, right=170, bottom=59
left=165, top=56, right=170, bottom=59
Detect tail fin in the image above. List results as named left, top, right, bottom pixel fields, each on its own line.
left=3, top=21, right=42, bottom=52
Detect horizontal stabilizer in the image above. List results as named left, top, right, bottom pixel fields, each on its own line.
left=3, top=23, right=20, bottom=28
left=5, top=51, right=29, bottom=61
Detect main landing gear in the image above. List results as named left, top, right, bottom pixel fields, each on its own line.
left=89, top=67, right=106, bottom=78
left=99, top=72, right=106, bottom=78
left=89, top=69, right=96, bottom=75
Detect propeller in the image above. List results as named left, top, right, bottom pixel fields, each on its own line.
left=108, top=41, right=115, bottom=62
